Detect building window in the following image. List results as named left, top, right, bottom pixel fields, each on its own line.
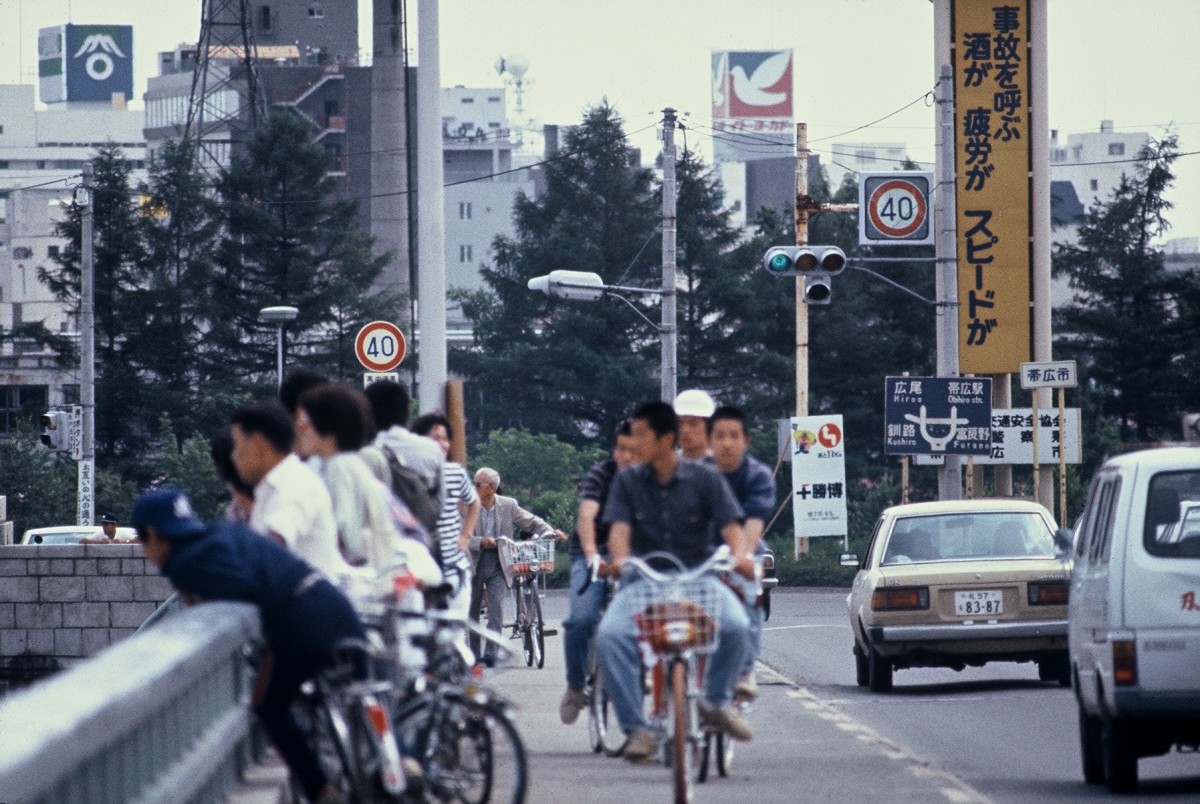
left=309, top=5, right=324, bottom=18
left=36, top=160, right=46, bottom=169
left=48, top=245, right=60, bottom=258
left=0, top=385, right=49, bottom=435
left=1108, top=142, right=1125, bottom=156
left=460, top=97, right=475, bottom=104
left=459, top=202, right=472, bottom=220
left=459, top=245, right=473, bottom=263
left=0, top=191, right=7, bottom=223
left=1089, top=179, right=1099, bottom=191
left=259, top=5, right=272, bottom=31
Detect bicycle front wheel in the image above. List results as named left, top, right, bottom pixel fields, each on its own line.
left=395, top=693, right=528, bottom=804
left=671, top=659, right=693, bottom=804
left=532, top=584, right=545, bottom=669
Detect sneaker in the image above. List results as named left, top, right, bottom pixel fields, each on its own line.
left=622, top=728, right=659, bottom=761
left=733, top=673, right=759, bottom=703
left=699, top=704, right=754, bottom=742
left=560, top=687, right=587, bottom=725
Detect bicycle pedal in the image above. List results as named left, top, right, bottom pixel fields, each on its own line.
left=541, top=628, right=558, bottom=636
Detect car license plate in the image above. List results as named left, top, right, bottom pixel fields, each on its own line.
left=955, top=590, right=1003, bottom=616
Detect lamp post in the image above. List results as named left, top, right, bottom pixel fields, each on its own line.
left=258, top=306, right=299, bottom=388
left=526, top=270, right=671, bottom=399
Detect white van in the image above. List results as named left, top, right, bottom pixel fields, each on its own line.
left=1067, top=446, right=1200, bottom=793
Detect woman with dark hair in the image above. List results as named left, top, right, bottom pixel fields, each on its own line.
left=294, top=382, right=440, bottom=585
left=211, top=426, right=255, bottom=523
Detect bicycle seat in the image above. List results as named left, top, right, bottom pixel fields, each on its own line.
left=325, top=637, right=373, bottom=681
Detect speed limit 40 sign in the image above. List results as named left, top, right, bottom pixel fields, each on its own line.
left=355, top=321, right=407, bottom=372
left=858, top=171, right=933, bottom=246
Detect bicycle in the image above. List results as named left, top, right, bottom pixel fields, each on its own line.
left=576, top=556, right=626, bottom=756
left=620, top=546, right=735, bottom=804
left=498, top=536, right=557, bottom=669
left=289, top=637, right=409, bottom=802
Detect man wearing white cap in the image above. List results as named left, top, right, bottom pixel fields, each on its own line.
left=673, top=389, right=716, bottom=460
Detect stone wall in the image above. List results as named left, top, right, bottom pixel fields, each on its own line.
left=0, top=543, right=174, bottom=683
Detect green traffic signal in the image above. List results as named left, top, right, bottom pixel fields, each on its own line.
left=767, top=251, right=793, bottom=273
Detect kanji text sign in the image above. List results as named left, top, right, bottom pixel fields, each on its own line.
left=1019, top=360, right=1077, bottom=389
left=884, top=376, right=993, bottom=455
left=790, top=415, right=847, bottom=538
left=953, top=0, right=1032, bottom=373
left=976, top=408, right=1082, bottom=464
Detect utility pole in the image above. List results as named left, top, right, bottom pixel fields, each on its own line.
left=660, top=108, right=678, bottom=402
left=794, top=124, right=810, bottom=555
left=934, top=62, right=963, bottom=501
left=78, top=164, right=95, bottom=526
left=416, top=0, right=447, bottom=413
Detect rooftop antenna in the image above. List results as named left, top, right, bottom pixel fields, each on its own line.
left=494, top=53, right=530, bottom=120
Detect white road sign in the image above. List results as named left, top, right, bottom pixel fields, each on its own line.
left=1020, top=360, right=1078, bottom=389
left=355, top=321, right=407, bottom=372
left=858, top=171, right=934, bottom=246
left=790, top=415, right=848, bottom=539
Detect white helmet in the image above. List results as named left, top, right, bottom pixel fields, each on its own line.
left=673, top=389, right=716, bottom=418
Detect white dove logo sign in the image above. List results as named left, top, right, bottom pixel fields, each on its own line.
left=723, top=51, right=793, bottom=119
left=74, top=33, right=126, bottom=82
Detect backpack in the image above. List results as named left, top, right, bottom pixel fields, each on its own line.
left=380, top=445, right=442, bottom=540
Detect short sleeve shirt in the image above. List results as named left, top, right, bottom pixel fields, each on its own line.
left=602, top=459, right=743, bottom=568
left=568, top=457, right=619, bottom=558
left=705, top=454, right=776, bottom=522
left=250, top=454, right=346, bottom=579
left=436, top=463, right=477, bottom=567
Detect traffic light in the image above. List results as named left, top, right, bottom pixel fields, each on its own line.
left=40, top=411, right=66, bottom=451
left=761, top=245, right=847, bottom=304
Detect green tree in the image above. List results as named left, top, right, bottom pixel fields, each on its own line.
left=1053, top=134, right=1189, bottom=442
left=471, top=428, right=603, bottom=529
left=211, top=112, right=395, bottom=390
left=454, top=103, right=660, bottom=445
left=40, top=144, right=146, bottom=464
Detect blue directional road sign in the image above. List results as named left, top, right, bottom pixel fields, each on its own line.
left=884, top=377, right=993, bottom=455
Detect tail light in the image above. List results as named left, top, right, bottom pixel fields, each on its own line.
left=871, top=587, right=929, bottom=611
left=365, top=698, right=390, bottom=735
left=1028, top=581, right=1069, bottom=605
left=1112, top=640, right=1137, bottom=686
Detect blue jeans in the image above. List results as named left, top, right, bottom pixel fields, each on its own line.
left=730, top=570, right=762, bottom=677
left=562, top=554, right=607, bottom=690
left=596, top=575, right=750, bottom=734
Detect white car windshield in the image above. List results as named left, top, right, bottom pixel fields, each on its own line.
left=882, top=512, right=1056, bottom=565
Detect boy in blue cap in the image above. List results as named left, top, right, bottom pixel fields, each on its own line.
left=132, top=486, right=365, bottom=804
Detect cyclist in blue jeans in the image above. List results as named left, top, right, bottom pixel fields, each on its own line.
left=132, top=486, right=366, bottom=804
left=596, top=401, right=756, bottom=761
left=559, top=419, right=638, bottom=724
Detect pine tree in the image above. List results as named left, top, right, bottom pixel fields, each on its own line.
left=1053, top=134, right=1189, bottom=442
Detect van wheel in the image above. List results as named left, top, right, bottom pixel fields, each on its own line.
left=1102, top=709, right=1138, bottom=793
left=853, top=644, right=869, bottom=687
left=1077, top=702, right=1104, bottom=784
left=1038, top=655, right=1071, bottom=687
left=867, top=649, right=893, bottom=693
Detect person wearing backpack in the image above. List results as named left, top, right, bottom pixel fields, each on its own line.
left=361, top=380, right=445, bottom=552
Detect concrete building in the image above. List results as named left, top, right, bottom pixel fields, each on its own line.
left=0, top=85, right=147, bottom=432
left=825, top=141, right=912, bottom=194
left=1050, top=120, right=1150, bottom=212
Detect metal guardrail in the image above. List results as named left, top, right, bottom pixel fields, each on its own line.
left=0, top=601, right=261, bottom=804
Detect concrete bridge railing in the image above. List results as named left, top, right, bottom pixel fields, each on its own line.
left=0, top=601, right=262, bottom=804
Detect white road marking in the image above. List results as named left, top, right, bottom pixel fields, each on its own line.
left=761, top=623, right=845, bottom=631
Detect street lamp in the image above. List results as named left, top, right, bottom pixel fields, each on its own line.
left=526, top=271, right=673, bottom=399
left=258, top=305, right=299, bottom=388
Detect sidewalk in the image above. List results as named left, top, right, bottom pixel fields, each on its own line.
left=226, top=590, right=985, bottom=803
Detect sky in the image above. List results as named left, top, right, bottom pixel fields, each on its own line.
left=0, top=0, right=1196, bottom=239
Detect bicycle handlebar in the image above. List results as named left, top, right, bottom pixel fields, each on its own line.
left=619, top=545, right=735, bottom=585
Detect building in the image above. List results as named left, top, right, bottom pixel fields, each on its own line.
left=824, top=141, right=913, bottom=195
left=0, top=85, right=147, bottom=431
left=1050, top=120, right=1150, bottom=212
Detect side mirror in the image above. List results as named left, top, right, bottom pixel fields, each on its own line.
left=839, top=552, right=859, bottom=568
left=1053, top=527, right=1073, bottom=554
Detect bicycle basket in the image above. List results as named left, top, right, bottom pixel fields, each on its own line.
left=503, top=539, right=555, bottom=577
left=631, top=578, right=721, bottom=655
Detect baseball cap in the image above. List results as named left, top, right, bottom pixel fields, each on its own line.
left=99, top=513, right=117, bottom=524
left=673, top=389, right=716, bottom=418
left=131, top=487, right=206, bottom=540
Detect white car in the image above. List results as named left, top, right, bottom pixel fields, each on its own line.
left=1069, top=446, right=1200, bottom=793
left=20, top=526, right=137, bottom=545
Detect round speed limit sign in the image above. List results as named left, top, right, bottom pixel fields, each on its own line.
left=355, top=321, right=407, bottom=372
left=858, top=173, right=933, bottom=245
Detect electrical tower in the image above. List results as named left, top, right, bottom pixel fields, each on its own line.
left=183, top=0, right=269, bottom=173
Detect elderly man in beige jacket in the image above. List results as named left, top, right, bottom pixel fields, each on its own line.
left=468, top=467, right=565, bottom=665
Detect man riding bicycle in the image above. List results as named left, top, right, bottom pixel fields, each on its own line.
left=595, top=401, right=755, bottom=761
left=559, top=419, right=638, bottom=724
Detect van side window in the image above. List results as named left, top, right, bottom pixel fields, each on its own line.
left=1075, top=478, right=1105, bottom=561
left=1093, top=478, right=1121, bottom=563
left=863, top=516, right=885, bottom=568
left=1084, top=478, right=1120, bottom=565
left=1144, top=470, right=1200, bottom=559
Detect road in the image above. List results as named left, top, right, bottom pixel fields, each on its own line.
left=487, top=588, right=1200, bottom=803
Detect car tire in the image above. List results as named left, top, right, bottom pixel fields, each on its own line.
left=867, top=648, right=893, bottom=693
left=1101, top=708, right=1138, bottom=793
left=1038, top=655, right=1071, bottom=687
left=853, top=644, right=869, bottom=687
left=1077, top=702, right=1104, bottom=784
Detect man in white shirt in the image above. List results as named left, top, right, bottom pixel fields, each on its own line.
left=229, top=401, right=347, bottom=580
left=361, top=380, right=444, bottom=502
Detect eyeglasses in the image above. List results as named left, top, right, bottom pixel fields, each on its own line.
left=473, top=481, right=492, bottom=488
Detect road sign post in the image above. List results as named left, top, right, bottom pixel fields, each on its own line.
left=355, top=321, right=407, bottom=375
left=859, top=172, right=934, bottom=246
left=1021, top=361, right=1078, bottom=524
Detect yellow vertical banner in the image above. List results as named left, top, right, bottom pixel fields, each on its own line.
left=953, top=0, right=1032, bottom=373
